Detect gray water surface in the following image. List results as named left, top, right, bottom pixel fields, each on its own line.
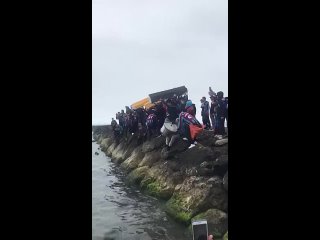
left=92, top=142, right=190, bottom=240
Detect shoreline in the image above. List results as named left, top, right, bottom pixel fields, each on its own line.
left=93, top=125, right=228, bottom=239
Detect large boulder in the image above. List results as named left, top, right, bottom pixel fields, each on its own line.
left=126, top=166, right=150, bottom=185
left=191, top=209, right=228, bottom=238
left=111, top=141, right=127, bottom=163
left=196, top=130, right=217, bottom=148
left=212, top=155, right=228, bottom=177
left=140, top=161, right=183, bottom=200
left=161, top=137, right=190, bottom=159
left=120, top=146, right=145, bottom=172
left=165, top=176, right=228, bottom=224
left=100, top=138, right=112, bottom=150
left=142, top=136, right=166, bottom=153
left=138, top=150, right=161, bottom=168
left=177, top=144, right=216, bottom=177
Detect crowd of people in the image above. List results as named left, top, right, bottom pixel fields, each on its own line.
left=110, top=87, right=228, bottom=148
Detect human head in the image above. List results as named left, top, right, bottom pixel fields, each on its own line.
left=200, top=97, right=206, bottom=102
left=185, top=100, right=193, bottom=108
left=217, top=91, right=224, bottom=99
left=121, top=110, right=124, bottom=113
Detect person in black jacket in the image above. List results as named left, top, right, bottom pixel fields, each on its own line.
left=209, top=95, right=217, bottom=131
left=200, top=97, right=211, bottom=130
left=164, top=98, right=179, bottom=123
left=215, top=91, right=227, bottom=136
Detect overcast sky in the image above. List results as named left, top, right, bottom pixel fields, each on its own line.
left=93, top=0, right=228, bottom=125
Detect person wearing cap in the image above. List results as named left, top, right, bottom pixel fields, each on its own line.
left=200, top=96, right=211, bottom=130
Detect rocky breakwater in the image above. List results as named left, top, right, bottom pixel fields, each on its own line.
left=92, top=125, right=228, bottom=239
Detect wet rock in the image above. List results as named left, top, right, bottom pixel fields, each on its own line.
left=126, top=166, right=150, bottom=185
left=139, top=161, right=183, bottom=200
left=165, top=176, right=228, bottom=224
left=138, top=151, right=161, bottom=167
left=120, top=146, right=145, bottom=172
left=100, top=138, right=112, bottom=150
left=106, top=142, right=118, bottom=158
left=111, top=141, right=127, bottom=163
left=96, top=124, right=228, bottom=229
left=142, top=136, right=166, bottom=153
left=191, top=209, right=228, bottom=238
left=95, top=152, right=99, bottom=155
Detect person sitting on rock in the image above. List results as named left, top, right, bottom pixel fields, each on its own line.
left=177, top=112, right=203, bottom=146
left=185, top=100, right=196, bottom=117
left=161, top=118, right=179, bottom=151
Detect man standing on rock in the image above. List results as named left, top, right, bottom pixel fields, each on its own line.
left=200, top=97, right=211, bottom=130
left=118, top=109, right=126, bottom=129
left=215, top=91, right=227, bottom=136
left=209, top=95, right=217, bottom=131
left=111, top=118, right=117, bottom=130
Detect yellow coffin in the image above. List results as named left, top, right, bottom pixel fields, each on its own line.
left=144, top=102, right=155, bottom=110
left=131, top=98, right=150, bottom=109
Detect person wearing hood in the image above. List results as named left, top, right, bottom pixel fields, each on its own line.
left=185, top=100, right=196, bottom=117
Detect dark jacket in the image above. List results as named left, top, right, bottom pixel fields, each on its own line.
left=201, top=101, right=210, bottom=117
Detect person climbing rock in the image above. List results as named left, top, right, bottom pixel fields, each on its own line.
left=177, top=112, right=203, bottom=146
left=164, top=98, right=179, bottom=123
left=161, top=118, right=179, bottom=151
left=200, top=97, right=211, bottom=130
